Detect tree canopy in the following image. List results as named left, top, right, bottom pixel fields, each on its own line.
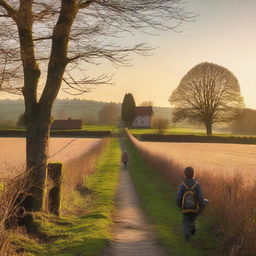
left=169, top=62, right=244, bottom=135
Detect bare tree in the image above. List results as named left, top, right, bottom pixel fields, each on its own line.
left=152, top=116, right=169, bottom=133
left=0, top=0, right=191, bottom=211
left=169, top=62, right=244, bottom=135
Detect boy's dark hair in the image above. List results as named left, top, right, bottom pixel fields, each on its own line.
left=184, top=167, right=195, bottom=179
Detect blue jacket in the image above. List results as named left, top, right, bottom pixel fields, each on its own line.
left=176, top=179, right=205, bottom=212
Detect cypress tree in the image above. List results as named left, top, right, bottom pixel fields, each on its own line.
left=121, top=93, right=136, bottom=127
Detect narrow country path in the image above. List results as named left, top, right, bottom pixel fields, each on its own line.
left=103, top=141, right=168, bottom=256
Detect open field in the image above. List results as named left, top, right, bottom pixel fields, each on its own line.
left=0, top=124, right=116, bottom=130
left=130, top=126, right=256, bottom=137
left=0, top=138, right=101, bottom=177
left=142, top=142, right=256, bottom=177
left=129, top=126, right=207, bottom=135
left=82, top=124, right=117, bottom=131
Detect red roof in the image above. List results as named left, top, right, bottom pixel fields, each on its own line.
left=51, top=119, right=82, bottom=130
left=135, top=106, right=153, bottom=116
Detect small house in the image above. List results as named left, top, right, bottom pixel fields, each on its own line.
left=132, top=106, right=153, bottom=128
left=51, top=118, right=82, bottom=130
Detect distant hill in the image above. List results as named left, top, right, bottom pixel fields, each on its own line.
left=0, top=99, right=172, bottom=126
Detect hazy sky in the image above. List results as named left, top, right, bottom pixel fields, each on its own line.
left=3, top=1, right=256, bottom=109
left=64, top=0, right=256, bottom=108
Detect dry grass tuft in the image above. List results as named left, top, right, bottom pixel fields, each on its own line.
left=0, top=169, right=28, bottom=255
left=126, top=129, right=256, bottom=256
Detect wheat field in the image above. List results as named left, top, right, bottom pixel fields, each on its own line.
left=0, top=138, right=101, bottom=177
left=142, top=142, right=256, bottom=178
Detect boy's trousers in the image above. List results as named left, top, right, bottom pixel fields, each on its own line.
left=183, top=213, right=197, bottom=235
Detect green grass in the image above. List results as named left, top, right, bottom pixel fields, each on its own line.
left=0, top=124, right=117, bottom=132
left=129, top=126, right=256, bottom=138
left=82, top=124, right=118, bottom=132
left=124, top=139, right=221, bottom=256
left=129, top=126, right=211, bottom=136
left=14, top=138, right=121, bottom=256
left=0, top=126, right=25, bottom=130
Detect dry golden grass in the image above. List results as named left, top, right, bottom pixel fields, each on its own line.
left=62, top=138, right=109, bottom=207
left=143, top=142, right=256, bottom=178
left=0, top=138, right=102, bottom=178
left=126, top=130, right=256, bottom=256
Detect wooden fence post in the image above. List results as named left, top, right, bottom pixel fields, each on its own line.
left=47, top=163, right=63, bottom=216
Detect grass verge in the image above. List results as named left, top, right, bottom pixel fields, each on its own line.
left=124, top=139, right=221, bottom=256
left=13, top=138, right=121, bottom=256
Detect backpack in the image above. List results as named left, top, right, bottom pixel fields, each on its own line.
left=181, top=182, right=199, bottom=213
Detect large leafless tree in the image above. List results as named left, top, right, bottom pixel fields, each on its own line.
left=0, top=0, right=191, bottom=211
left=169, top=62, right=244, bottom=135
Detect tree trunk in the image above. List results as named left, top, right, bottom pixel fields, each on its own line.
left=22, top=115, right=51, bottom=211
left=205, top=122, right=213, bottom=136
left=18, top=0, right=77, bottom=212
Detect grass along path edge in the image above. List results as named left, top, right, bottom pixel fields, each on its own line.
left=13, top=138, right=121, bottom=256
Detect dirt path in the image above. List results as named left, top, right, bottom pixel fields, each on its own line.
left=103, top=144, right=168, bottom=256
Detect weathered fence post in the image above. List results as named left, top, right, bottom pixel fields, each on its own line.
left=47, top=163, right=63, bottom=216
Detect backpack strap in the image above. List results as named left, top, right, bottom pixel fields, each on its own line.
left=183, top=182, right=198, bottom=190
left=182, top=183, right=189, bottom=189
left=191, top=182, right=198, bottom=190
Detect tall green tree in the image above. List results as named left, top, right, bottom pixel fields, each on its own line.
left=121, top=93, right=136, bottom=127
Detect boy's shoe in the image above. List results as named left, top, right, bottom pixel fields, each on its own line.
left=185, top=235, right=190, bottom=242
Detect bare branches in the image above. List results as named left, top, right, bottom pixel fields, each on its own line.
left=0, top=0, right=192, bottom=98
left=62, top=70, right=112, bottom=95
left=0, top=0, right=17, bottom=19
left=79, top=0, right=95, bottom=9
left=169, top=62, right=244, bottom=134
left=68, top=43, right=153, bottom=66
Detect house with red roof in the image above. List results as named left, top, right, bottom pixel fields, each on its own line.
left=132, top=106, right=153, bottom=128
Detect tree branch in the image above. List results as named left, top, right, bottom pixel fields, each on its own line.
left=79, top=0, right=96, bottom=9
left=0, top=0, right=16, bottom=19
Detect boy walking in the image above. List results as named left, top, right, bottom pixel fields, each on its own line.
left=121, top=151, right=128, bottom=169
left=176, top=167, right=205, bottom=241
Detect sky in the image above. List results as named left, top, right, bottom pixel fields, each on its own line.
left=66, top=0, right=256, bottom=108
left=3, top=0, right=256, bottom=109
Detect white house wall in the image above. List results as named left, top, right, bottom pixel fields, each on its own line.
left=132, top=116, right=152, bottom=127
